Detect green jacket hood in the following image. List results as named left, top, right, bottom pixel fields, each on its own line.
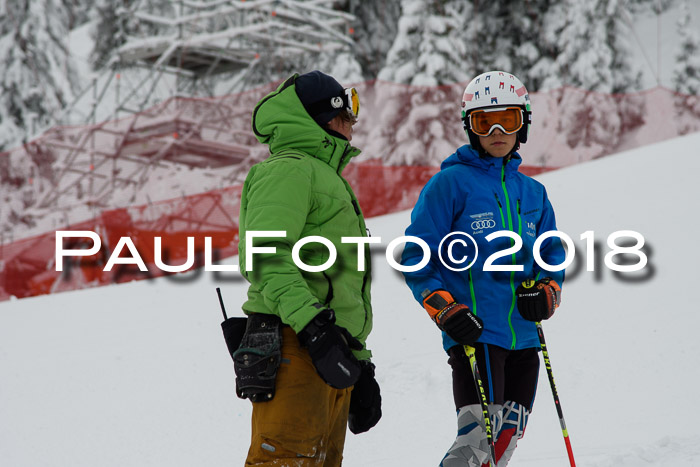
left=252, top=74, right=360, bottom=172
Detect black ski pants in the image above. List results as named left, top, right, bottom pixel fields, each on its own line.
left=447, top=343, right=539, bottom=411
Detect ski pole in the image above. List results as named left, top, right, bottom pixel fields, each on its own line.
left=536, top=322, right=576, bottom=467
left=463, top=345, right=497, bottom=466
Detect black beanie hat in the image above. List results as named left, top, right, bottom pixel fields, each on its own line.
left=295, top=70, right=345, bottom=127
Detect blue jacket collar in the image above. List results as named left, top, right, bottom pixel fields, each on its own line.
left=441, top=144, right=522, bottom=176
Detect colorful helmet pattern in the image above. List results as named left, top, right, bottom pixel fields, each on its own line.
left=460, top=71, right=532, bottom=153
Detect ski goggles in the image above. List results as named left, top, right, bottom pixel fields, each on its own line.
left=343, top=87, right=360, bottom=120
left=468, top=106, right=524, bottom=136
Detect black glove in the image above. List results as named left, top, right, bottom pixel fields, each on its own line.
left=516, top=278, right=561, bottom=322
left=423, top=290, right=483, bottom=345
left=297, top=309, right=363, bottom=389
left=348, top=360, right=382, bottom=434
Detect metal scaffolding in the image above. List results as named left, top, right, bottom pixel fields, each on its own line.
left=23, top=0, right=355, bottom=226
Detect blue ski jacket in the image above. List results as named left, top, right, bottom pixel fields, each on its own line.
left=401, top=145, right=566, bottom=352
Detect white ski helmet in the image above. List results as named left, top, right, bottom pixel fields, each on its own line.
left=460, top=71, right=532, bottom=154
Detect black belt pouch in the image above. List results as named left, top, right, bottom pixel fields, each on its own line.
left=230, top=313, right=282, bottom=402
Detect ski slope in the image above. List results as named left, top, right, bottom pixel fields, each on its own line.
left=2, top=133, right=699, bottom=466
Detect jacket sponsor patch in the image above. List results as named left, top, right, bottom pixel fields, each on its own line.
left=469, top=211, right=496, bottom=235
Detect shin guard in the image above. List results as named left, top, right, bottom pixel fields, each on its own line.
left=440, top=404, right=502, bottom=467
left=494, top=401, right=529, bottom=466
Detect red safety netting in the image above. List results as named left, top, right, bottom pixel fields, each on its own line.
left=1, top=81, right=697, bottom=301
left=0, top=186, right=241, bottom=300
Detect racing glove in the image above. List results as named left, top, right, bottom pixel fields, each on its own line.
left=297, top=309, right=362, bottom=389
left=516, top=278, right=561, bottom=322
left=422, top=289, right=483, bottom=345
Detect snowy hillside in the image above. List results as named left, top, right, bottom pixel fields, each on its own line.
left=1, top=132, right=700, bottom=466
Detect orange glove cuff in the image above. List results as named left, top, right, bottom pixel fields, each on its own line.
left=423, top=289, right=457, bottom=322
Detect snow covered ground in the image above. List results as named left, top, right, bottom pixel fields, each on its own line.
left=2, top=132, right=699, bottom=466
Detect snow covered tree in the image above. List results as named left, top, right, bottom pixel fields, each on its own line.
left=377, top=0, right=558, bottom=89
left=343, top=0, right=401, bottom=80
left=458, top=2, right=508, bottom=76
left=62, top=0, right=93, bottom=29
left=460, top=1, right=561, bottom=90
left=506, top=0, right=558, bottom=91
left=373, top=0, right=474, bottom=166
left=672, top=0, right=700, bottom=134
left=0, top=0, right=82, bottom=150
left=537, top=0, right=645, bottom=158
left=539, top=0, right=644, bottom=93
left=378, top=0, right=471, bottom=86
left=314, top=49, right=364, bottom=84
left=90, top=0, right=175, bottom=71
left=0, top=0, right=90, bottom=234
left=673, top=0, right=700, bottom=95
left=90, top=0, right=131, bottom=71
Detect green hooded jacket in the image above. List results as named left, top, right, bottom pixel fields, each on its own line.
left=238, top=74, right=373, bottom=360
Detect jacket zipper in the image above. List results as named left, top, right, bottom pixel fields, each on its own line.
left=493, top=193, right=506, bottom=229
left=359, top=199, right=372, bottom=340
left=501, top=163, right=519, bottom=350
left=336, top=142, right=371, bottom=340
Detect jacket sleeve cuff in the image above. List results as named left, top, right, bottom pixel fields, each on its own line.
left=352, top=348, right=372, bottom=361
left=284, top=301, right=326, bottom=334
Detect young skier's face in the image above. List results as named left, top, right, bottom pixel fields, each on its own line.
left=478, top=128, right=517, bottom=158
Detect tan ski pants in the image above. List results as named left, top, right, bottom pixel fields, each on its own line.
left=245, top=327, right=352, bottom=466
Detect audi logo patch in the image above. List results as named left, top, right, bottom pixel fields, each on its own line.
left=471, top=219, right=496, bottom=230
